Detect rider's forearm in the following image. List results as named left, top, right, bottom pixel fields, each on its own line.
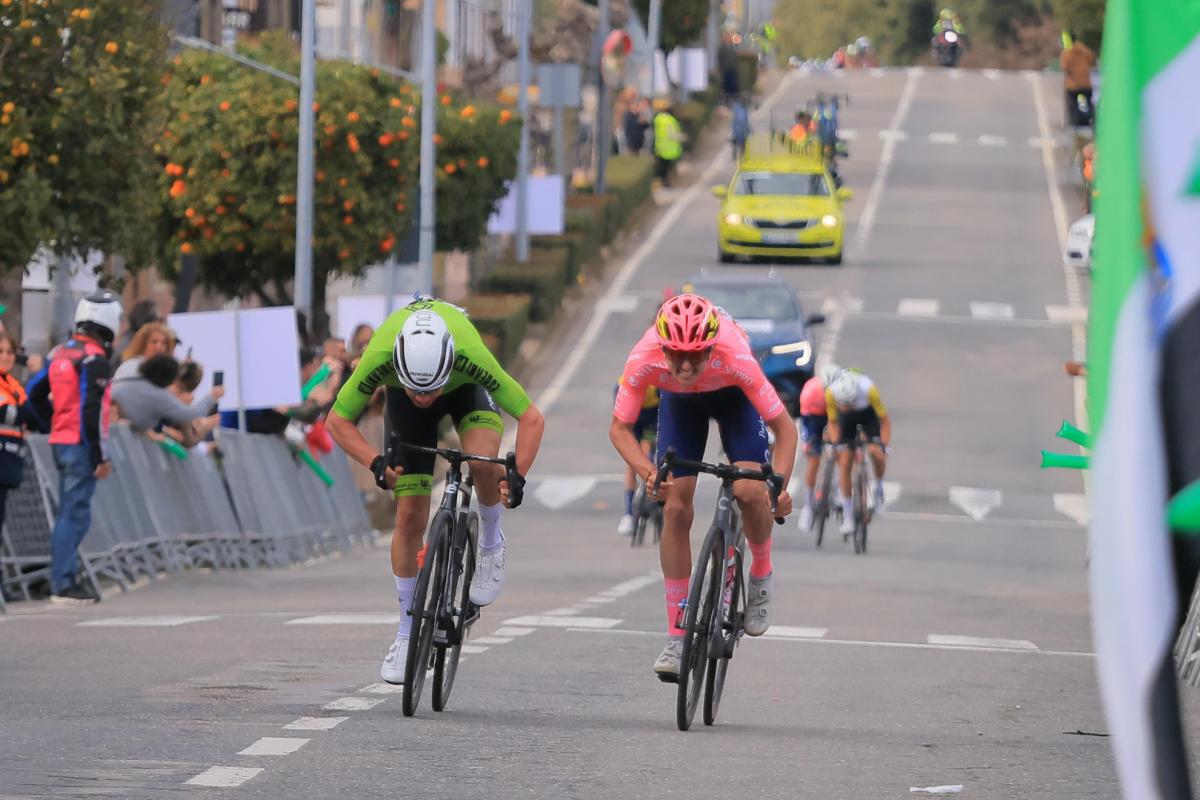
left=610, top=417, right=655, bottom=478
left=880, top=417, right=892, bottom=447
left=514, top=405, right=545, bottom=477
left=766, top=412, right=798, bottom=485
left=326, top=411, right=377, bottom=469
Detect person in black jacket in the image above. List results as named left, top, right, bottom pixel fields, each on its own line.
left=0, top=333, right=31, bottom=544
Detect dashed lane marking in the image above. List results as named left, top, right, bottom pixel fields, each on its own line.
left=977, top=134, right=1008, bottom=147
left=358, top=683, right=403, bottom=695
left=492, top=626, right=535, bottom=636
left=472, top=636, right=513, bottom=645
left=503, top=614, right=623, bottom=629
left=856, top=68, right=919, bottom=255
left=323, top=696, right=385, bottom=711
left=600, top=572, right=660, bottom=598
left=762, top=626, right=828, bottom=639
left=283, top=717, right=349, bottom=731
left=969, top=302, right=1015, bottom=320
left=238, top=737, right=309, bottom=756
left=1046, top=304, right=1088, bottom=323
left=897, top=298, right=940, bottom=317
left=928, top=132, right=958, bottom=144
left=284, top=614, right=398, bottom=625
left=1054, top=493, right=1090, bottom=526
left=78, top=615, right=217, bottom=627
left=927, top=634, right=1039, bottom=651
left=186, top=767, right=264, bottom=788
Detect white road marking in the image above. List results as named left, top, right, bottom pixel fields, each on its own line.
left=600, top=572, right=660, bottom=598
left=851, top=310, right=1065, bottom=329
left=78, top=615, right=217, bottom=627
left=897, top=298, right=940, bottom=316
left=471, top=636, right=513, bottom=645
left=1054, top=493, right=1090, bottom=526
left=576, top=627, right=1092, bottom=657
left=1046, top=304, right=1088, bottom=323
left=238, top=737, right=309, bottom=756
left=582, top=595, right=617, bottom=603
left=856, top=71, right=920, bottom=253
left=358, top=682, right=404, bottom=695
left=984, top=68, right=1002, bottom=80
left=882, top=481, right=902, bottom=508
left=762, top=626, right=828, bottom=639
left=948, top=70, right=963, bottom=80
left=929, top=132, right=958, bottom=144
left=969, top=302, right=1015, bottom=320
left=977, top=134, right=1008, bottom=147
left=186, top=767, right=264, bottom=787
left=461, top=644, right=490, bottom=654
left=283, top=716, right=348, bottom=731
left=323, top=696, right=385, bottom=711
left=948, top=486, right=1003, bottom=521
left=877, top=128, right=910, bottom=142
left=543, top=606, right=582, bottom=615
left=526, top=73, right=796, bottom=419
left=907, top=66, right=926, bottom=76
left=884, top=510, right=1078, bottom=529
left=533, top=476, right=598, bottom=510
left=504, top=614, right=622, bottom=629
left=927, top=634, right=1038, bottom=651
left=911, top=785, right=965, bottom=795
left=492, top=626, right=535, bottom=636
left=284, top=614, right=398, bottom=625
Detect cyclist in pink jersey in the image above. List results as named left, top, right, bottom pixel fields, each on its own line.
left=795, top=363, right=842, bottom=530
left=610, top=294, right=797, bottom=681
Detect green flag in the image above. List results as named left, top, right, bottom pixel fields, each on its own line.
left=1088, top=2, right=1200, bottom=798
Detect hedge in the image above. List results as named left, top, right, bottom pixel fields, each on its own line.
left=481, top=248, right=569, bottom=322
left=604, top=155, right=655, bottom=228
left=532, top=232, right=591, bottom=282
left=567, top=193, right=621, bottom=244
left=462, top=292, right=531, bottom=365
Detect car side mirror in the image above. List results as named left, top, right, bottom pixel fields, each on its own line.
left=836, top=187, right=854, bottom=202
left=711, top=185, right=728, bottom=198
left=806, top=313, right=827, bottom=326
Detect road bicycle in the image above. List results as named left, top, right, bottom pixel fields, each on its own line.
left=631, top=473, right=664, bottom=547
left=654, top=448, right=784, bottom=731
left=387, top=440, right=522, bottom=717
left=811, top=442, right=839, bottom=548
left=846, top=426, right=880, bottom=555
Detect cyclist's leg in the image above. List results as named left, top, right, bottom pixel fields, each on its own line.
left=385, top=387, right=442, bottom=579
left=800, top=414, right=827, bottom=509
left=449, top=386, right=507, bottom=606
left=835, top=414, right=860, bottom=522
left=656, top=391, right=705, bottom=635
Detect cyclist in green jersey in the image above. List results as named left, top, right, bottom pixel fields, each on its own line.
left=326, top=297, right=545, bottom=684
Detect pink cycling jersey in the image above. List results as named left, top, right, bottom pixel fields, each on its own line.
left=799, top=376, right=826, bottom=417
left=614, top=321, right=783, bottom=424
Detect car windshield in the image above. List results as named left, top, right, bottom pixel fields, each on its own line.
left=733, top=171, right=830, bottom=197
left=697, top=285, right=802, bottom=321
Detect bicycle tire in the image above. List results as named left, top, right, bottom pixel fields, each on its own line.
left=433, top=512, right=477, bottom=712
left=677, top=527, right=721, bottom=732
left=704, top=546, right=742, bottom=726
left=402, top=513, right=451, bottom=717
left=814, top=453, right=834, bottom=548
left=651, top=505, right=663, bottom=544
left=852, top=458, right=867, bottom=555
left=631, top=482, right=647, bottom=547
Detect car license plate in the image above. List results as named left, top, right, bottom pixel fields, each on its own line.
left=761, top=232, right=799, bottom=244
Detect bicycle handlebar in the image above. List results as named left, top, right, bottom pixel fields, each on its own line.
left=386, top=438, right=523, bottom=507
left=654, top=447, right=786, bottom=526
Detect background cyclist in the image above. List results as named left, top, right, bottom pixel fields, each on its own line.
left=326, top=297, right=545, bottom=684
left=826, top=369, right=890, bottom=536
left=609, top=294, right=797, bottom=681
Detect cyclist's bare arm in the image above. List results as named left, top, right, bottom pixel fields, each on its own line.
left=513, top=404, right=545, bottom=477
left=610, top=416, right=656, bottom=482
left=326, top=410, right=379, bottom=470
left=879, top=415, right=892, bottom=448
left=764, top=410, right=798, bottom=486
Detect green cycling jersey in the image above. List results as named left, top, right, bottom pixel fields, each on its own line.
left=332, top=298, right=532, bottom=422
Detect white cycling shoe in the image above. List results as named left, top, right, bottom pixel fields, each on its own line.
left=470, top=544, right=506, bottom=606
left=381, top=637, right=409, bottom=684
left=839, top=516, right=855, bottom=536
left=617, top=513, right=635, bottom=536
left=797, top=505, right=815, bottom=531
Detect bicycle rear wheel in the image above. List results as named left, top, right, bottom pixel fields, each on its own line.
left=704, top=546, right=743, bottom=726
left=433, top=511, right=477, bottom=712
left=677, top=527, right=721, bottom=732
left=852, top=459, right=867, bottom=555
left=814, top=452, right=834, bottom=548
left=403, top=514, right=451, bottom=717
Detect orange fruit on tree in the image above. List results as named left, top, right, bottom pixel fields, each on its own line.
left=460, top=105, right=476, bottom=118
left=180, top=242, right=193, bottom=254
left=338, top=248, right=351, bottom=260
left=398, top=131, right=409, bottom=141
left=378, top=133, right=394, bottom=147
left=315, top=170, right=326, bottom=182
left=169, top=179, right=186, bottom=197
left=202, top=227, right=215, bottom=240
left=324, top=124, right=335, bottom=135
left=185, top=207, right=195, bottom=218
left=432, top=133, right=443, bottom=145
left=47, top=153, right=58, bottom=165
left=343, top=199, right=356, bottom=211
left=338, top=177, right=349, bottom=187
left=389, top=158, right=400, bottom=168
left=284, top=99, right=297, bottom=112
left=499, top=109, right=512, bottom=123
left=1, top=102, right=13, bottom=114
left=104, top=41, right=118, bottom=54
left=342, top=215, right=354, bottom=226
left=235, top=242, right=246, bottom=252
left=346, top=133, right=360, bottom=153
left=444, top=163, right=457, bottom=175
left=215, top=204, right=226, bottom=215
left=401, top=117, right=415, bottom=128
left=31, top=36, right=42, bottom=47
left=477, top=156, right=489, bottom=168
left=219, top=101, right=230, bottom=111
left=440, top=94, right=451, bottom=106
left=347, top=111, right=360, bottom=123
left=390, top=97, right=402, bottom=108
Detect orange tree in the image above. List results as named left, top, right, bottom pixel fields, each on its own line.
left=158, top=34, right=520, bottom=334
left=0, top=0, right=166, bottom=277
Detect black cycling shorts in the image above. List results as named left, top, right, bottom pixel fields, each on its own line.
left=836, top=407, right=881, bottom=445
left=385, top=384, right=502, bottom=496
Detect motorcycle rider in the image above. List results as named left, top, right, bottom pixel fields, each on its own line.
left=932, top=8, right=965, bottom=36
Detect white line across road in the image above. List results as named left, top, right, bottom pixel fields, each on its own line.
left=503, top=614, right=622, bottom=629
left=969, top=302, right=1015, bottom=320
left=77, top=615, right=217, bottom=627
left=283, top=717, right=349, bottom=731
left=238, top=737, right=309, bottom=756
left=284, top=614, right=399, bottom=625
left=186, top=767, right=264, bottom=788
left=977, top=134, right=1008, bottom=147
left=929, top=132, right=959, bottom=144
left=927, top=634, right=1039, bottom=651
left=323, top=696, right=385, bottom=711
left=856, top=70, right=921, bottom=253
left=897, top=298, right=940, bottom=317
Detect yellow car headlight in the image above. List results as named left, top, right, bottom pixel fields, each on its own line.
left=821, top=214, right=839, bottom=228
left=724, top=213, right=743, bottom=226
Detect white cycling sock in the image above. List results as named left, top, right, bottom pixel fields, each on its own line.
left=804, top=487, right=816, bottom=508
left=394, top=575, right=416, bottom=639
left=478, top=501, right=504, bottom=552
left=841, top=497, right=854, bottom=520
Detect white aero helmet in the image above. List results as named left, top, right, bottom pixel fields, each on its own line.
left=74, top=291, right=123, bottom=345
left=817, top=361, right=842, bottom=387
left=393, top=310, right=455, bottom=392
left=830, top=370, right=861, bottom=406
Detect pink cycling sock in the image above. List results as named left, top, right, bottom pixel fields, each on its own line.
left=748, top=538, right=773, bottom=579
left=664, top=577, right=689, bottom=637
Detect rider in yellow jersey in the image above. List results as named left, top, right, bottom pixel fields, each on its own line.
left=615, top=377, right=660, bottom=536
left=825, top=368, right=890, bottom=535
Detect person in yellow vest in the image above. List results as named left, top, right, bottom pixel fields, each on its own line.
left=0, top=333, right=30, bottom=552
left=652, top=100, right=684, bottom=187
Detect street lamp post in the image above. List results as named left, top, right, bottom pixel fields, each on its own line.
left=294, top=0, right=316, bottom=331
left=514, top=0, right=531, bottom=262
left=417, top=0, right=438, bottom=294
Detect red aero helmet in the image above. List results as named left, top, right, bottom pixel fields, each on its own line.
left=655, top=293, right=720, bottom=352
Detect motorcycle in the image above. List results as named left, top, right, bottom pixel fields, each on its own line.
left=933, top=30, right=962, bottom=67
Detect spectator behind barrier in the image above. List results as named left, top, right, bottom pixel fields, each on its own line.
left=113, top=322, right=176, bottom=380
left=0, top=332, right=32, bottom=554
left=112, top=354, right=223, bottom=446
left=112, top=299, right=161, bottom=359
left=349, top=323, right=374, bottom=367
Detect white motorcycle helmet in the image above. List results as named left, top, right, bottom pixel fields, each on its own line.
left=392, top=310, right=455, bottom=393
left=74, top=291, right=123, bottom=347
left=830, top=370, right=861, bottom=406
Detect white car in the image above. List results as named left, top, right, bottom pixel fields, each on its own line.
left=1063, top=213, right=1094, bottom=270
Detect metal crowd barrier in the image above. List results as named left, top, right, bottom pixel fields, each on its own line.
left=0, top=426, right=378, bottom=604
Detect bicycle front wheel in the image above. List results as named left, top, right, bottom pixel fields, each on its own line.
left=814, top=452, right=834, bottom=548
left=433, top=511, right=477, bottom=712
left=677, top=527, right=721, bottom=732
left=704, top=547, right=742, bottom=726
left=403, top=513, right=452, bottom=717
left=852, top=460, right=868, bottom=555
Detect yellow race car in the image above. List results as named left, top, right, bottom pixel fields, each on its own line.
left=713, top=155, right=853, bottom=264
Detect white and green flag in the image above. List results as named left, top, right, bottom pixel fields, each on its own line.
left=1088, top=2, right=1200, bottom=798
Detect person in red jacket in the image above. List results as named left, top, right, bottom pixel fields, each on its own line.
left=27, top=291, right=122, bottom=605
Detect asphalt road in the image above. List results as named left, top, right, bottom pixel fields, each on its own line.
left=1, top=67, right=1143, bottom=799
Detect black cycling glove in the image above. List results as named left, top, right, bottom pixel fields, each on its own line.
left=506, top=470, right=527, bottom=509
left=370, top=454, right=390, bottom=491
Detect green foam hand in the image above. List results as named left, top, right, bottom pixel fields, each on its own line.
left=1168, top=480, right=1200, bottom=533
left=158, top=438, right=189, bottom=460
left=1056, top=420, right=1092, bottom=449
left=1041, top=450, right=1089, bottom=470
